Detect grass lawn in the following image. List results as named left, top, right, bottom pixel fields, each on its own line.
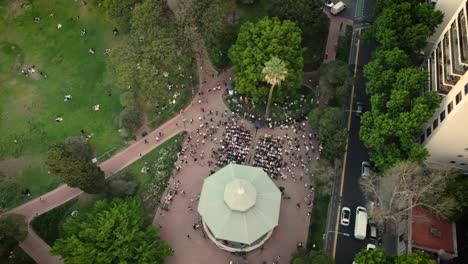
left=32, top=133, right=184, bottom=245
left=0, top=0, right=126, bottom=208
left=307, top=191, right=331, bottom=250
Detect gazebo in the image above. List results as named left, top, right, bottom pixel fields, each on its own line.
left=198, top=164, right=281, bottom=252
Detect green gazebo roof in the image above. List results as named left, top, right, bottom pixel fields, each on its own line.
left=198, top=164, right=281, bottom=245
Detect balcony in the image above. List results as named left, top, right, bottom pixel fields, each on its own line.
left=457, top=9, right=468, bottom=63
left=435, top=44, right=452, bottom=95
left=442, top=34, right=458, bottom=85
left=450, top=22, right=466, bottom=75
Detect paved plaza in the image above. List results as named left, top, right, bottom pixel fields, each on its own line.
left=152, top=74, right=321, bottom=264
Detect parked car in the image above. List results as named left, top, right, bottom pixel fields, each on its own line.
left=356, top=102, right=364, bottom=117
left=361, top=161, right=372, bottom=178
left=341, top=206, right=351, bottom=226
left=330, top=1, right=346, bottom=15
left=369, top=223, right=377, bottom=242
left=366, top=243, right=376, bottom=250
left=324, top=1, right=334, bottom=8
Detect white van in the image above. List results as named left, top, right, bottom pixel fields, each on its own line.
left=354, top=206, right=368, bottom=240
left=330, top=1, right=346, bottom=15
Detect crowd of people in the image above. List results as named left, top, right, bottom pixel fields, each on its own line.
left=213, top=120, right=252, bottom=167
left=252, top=135, right=283, bottom=179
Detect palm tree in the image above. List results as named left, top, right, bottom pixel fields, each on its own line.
left=262, top=56, right=288, bottom=119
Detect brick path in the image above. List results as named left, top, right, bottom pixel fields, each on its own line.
left=1, top=4, right=346, bottom=263
left=323, top=12, right=354, bottom=64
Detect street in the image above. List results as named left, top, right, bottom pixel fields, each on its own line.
left=324, top=0, right=377, bottom=263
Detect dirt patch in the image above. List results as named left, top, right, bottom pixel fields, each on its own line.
left=0, top=155, right=36, bottom=180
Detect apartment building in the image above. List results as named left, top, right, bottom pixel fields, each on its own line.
left=421, top=0, right=468, bottom=172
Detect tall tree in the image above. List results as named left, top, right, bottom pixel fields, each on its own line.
left=308, top=106, right=347, bottom=164
left=319, top=60, right=354, bottom=106
left=369, top=1, right=443, bottom=55
left=359, top=161, right=458, bottom=228
left=109, top=0, right=192, bottom=107
left=229, top=17, right=303, bottom=103
left=0, top=214, right=27, bottom=259
left=262, top=57, right=288, bottom=118
left=51, top=198, right=171, bottom=263
left=47, top=138, right=105, bottom=194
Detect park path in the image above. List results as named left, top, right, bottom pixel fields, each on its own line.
left=2, top=69, right=233, bottom=264
left=323, top=12, right=354, bottom=64
left=2, top=4, right=348, bottom=263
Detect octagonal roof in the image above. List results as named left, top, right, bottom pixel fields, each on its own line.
left=224, top=179, right=257, bottom=212
left=198, top=164, right=281, bottom=245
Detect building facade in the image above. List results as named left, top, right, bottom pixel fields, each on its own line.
left=421, top=0, right=468, bottom=172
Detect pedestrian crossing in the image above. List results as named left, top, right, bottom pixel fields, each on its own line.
left=355, top=0, right=365, bottom=18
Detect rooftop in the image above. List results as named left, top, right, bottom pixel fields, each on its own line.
left=412, top=207, right=455, bottom=254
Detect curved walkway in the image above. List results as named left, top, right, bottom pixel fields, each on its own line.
left=2, top=69, right=232, bottom=264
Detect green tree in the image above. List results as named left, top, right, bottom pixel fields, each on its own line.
left=229, top=17, right=303, bottom=103
left=268, top=0, right=328, bottom=68
left=363, top=48, right=410, bottom=98
left=190, top=0, right=234, bottom=67
left=394, top=251, right=435, bottom=264
left=354, top=249, right=388, bottom=264
left=268, top=0, right=327, bottom=42
left=47, top=140, right=105, bottom=194
left=446, top=174, right=468, bottom=220
left=319, top=60, right=354, bottom=106
left=369, top=1, right=443, bottom=55
left=354, top=248, right=435, bottom=264
left=308, top=106, right=346, bottom=164
left=102, top=0, right=140, bottom=32
left=262, top=57, right=288, bottom=118
left=109, top=0, right=192, bottom=106
left=51, top=198, right=171, bottom=263
left=360, top=89, right=439, bottom=170
left=0, top=214, right=27, bottom=258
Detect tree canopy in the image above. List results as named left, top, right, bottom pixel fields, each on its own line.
left=0, top=214, right=27, bottom=259
left=229, top=17, right=303, bottom=103
left=360, top=161, right=458, bottom=227
left=110, top=0, right=192, bottom=106
left=51, top=198, right=171, bottom=263
left=308, top=106, right=347, bottom=164
left=319, top=60, right=354, bottom=106
left=262, top=56, right=288, bottom=118
left=354, top=249, right=435, bottom=264
left=47, top=138, right=105, bottom=193
left=268, top=0, right=327, bottom=41
left=268, top=0, right=328, bottom=68
left=369, top=0, right=443, bottom=56
left=359, top=0, right=443, bottom=171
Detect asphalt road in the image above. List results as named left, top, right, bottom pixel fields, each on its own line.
left=323, top=0, right=377, bottom=263
left=334, top=38, right=375, bottom=264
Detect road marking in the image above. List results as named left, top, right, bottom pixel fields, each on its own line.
left=332, top=29, right=361, bottom=259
